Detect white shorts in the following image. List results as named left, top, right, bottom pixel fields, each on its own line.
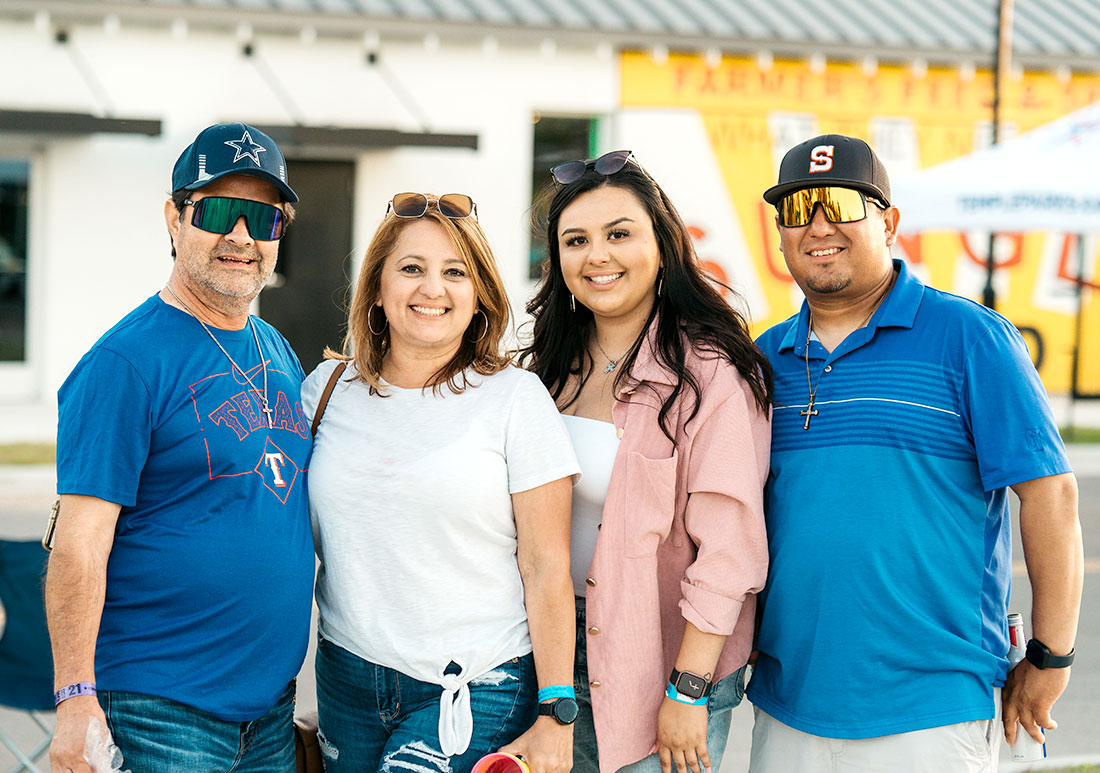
left=749, top=690, right=1002, bottom=773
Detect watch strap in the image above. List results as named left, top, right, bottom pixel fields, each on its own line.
left=1025, top=638, right=1075, bottom=669
left=538, top=696, right=579, bottom=725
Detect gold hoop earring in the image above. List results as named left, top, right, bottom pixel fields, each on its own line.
left=368, top=305, right=388, bottom=335
left=570, top=293, right=576, bottom=312
left=468, top=309, right=488, bottom=342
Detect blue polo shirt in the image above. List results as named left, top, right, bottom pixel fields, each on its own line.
left=747, top=260, right=1070, bottom=738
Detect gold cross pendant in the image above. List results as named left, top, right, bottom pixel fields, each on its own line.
left=800, top=396, right=819, bottom=430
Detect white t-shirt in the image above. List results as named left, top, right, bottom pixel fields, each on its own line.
left=301, top=361, right=579, bottom=754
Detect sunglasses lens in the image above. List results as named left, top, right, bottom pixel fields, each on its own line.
left=592, top=150, right=632, bottom=176
left=192, top=197, right=284, bottom=240
left=438, top=194, right=474, bottom=219
left=779, top=187, right=868, bottom=227
left=391, top=192, right=429, bottom=218
left=550, top=160, right=587, bottom=185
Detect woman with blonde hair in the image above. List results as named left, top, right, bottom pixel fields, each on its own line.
left=303, top=193, right=579, bottom=773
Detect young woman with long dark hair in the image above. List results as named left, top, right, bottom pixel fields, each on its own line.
left=520, top=152, right=772, bottom=773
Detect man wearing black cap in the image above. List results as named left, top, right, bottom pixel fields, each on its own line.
left=46, top=123, right=314, bottom=772
left=747, top=134, right=1081, bottom=771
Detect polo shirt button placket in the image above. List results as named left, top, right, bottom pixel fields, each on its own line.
left=585, top=577, right=597, bottom=587
left=588, top=626, right=600, bottom=635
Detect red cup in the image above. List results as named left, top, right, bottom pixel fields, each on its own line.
left=471, top=752, right=530, bottom=773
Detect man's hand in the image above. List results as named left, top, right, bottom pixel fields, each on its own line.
left=657, top=698, right=710, bottom=773
left=498, top=716, right=572, bottom=773
left=1002, top=659, right=1069, bottom=745
left=49, top=696, right=106, bottom=773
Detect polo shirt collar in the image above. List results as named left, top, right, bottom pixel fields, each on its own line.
left=777, top=258, right=924, bottom=356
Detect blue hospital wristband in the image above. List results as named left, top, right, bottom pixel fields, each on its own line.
left=538, top=685, right=576, bottom=702
left=666, top=682, right=708, bottom=706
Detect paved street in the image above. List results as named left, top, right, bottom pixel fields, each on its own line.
left=2, top=448, right=1099, bottom=771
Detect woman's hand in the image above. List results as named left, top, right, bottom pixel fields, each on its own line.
left=656, top=697, right=710, bottom=773
left=499, top=716, right=573, bottom=773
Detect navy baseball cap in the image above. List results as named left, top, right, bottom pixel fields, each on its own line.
left=172, top=122, right=298, bottom=203
left=763, top=134, right=890, bottom=208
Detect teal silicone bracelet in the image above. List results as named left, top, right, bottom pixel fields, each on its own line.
left=665, top=682, right=708, bottom=706
left=538, top=685, right=576, bottom=702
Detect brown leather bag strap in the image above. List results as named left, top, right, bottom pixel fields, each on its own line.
left=310, top=361, right=348, bottom=437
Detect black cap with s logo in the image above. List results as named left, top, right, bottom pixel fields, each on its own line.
left=763, top=134, right=891, bottom=207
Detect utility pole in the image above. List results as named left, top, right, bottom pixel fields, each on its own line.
left=983, top=0, right=1014, bottom=309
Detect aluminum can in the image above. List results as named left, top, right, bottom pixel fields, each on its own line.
left=1006, top=612, right=1046, bottom=762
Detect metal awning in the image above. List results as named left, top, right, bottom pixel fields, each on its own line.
left=0, top=111, right=478, bottom=154
left=259, top=125, right=478, bottom=158
left=0, top=110, right=161, bottom=136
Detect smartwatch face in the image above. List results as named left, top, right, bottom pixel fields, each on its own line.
left=553, top=697, right=579, bottom=724
left=674, top=672, right=708, bottom=700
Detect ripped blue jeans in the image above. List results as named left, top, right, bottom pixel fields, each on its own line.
left=315, top=636, right=537, bottom=773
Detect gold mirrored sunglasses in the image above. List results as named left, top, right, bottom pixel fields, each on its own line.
left=778, top=187, right=885, bottom=227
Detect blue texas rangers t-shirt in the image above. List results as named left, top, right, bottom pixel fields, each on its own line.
left=56, top=295, right=315, bottom=721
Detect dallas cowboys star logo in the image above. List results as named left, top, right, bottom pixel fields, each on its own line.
left=224, top=130, right=267, bottom=166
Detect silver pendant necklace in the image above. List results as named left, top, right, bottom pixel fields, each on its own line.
left=594, top=337, right=626, bottom=375
left=164, top=284, right=273, bottom=429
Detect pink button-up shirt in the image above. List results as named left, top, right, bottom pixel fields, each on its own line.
left=583, top=332, right=771, bottom=773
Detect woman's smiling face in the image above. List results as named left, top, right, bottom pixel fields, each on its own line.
left=556, top=185, right=661, bottom=326
left=377, top=218, right=477, bottom=361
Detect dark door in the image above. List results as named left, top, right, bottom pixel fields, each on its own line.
left=261, top=160, right=354, bottom=374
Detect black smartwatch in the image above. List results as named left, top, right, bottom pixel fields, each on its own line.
left=669, top=669, right=713, bottom=700
left=1025, top=638, right=1075, bottom=669
left=538, top=696, right=579, bottom=725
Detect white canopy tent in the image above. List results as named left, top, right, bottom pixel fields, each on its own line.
left=891, top=100, right=1100, bottom=233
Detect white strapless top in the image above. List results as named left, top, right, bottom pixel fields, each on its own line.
left=561, top=414, right=620, bottom=596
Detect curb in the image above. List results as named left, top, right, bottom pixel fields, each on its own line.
left=1011, top=754, right=1100, bottom=770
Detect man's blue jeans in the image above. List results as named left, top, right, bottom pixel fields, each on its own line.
left=99, top=681, right=296, bottom=772
left=315, top=635, right=537, bottom=772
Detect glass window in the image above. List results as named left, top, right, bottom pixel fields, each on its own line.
left=0, top=159, right=29, bottom=361
left=529, top=115, right=598, bottom=279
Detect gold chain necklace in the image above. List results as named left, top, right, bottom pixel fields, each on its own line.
left=801, top=281, right=893, bottom=430
left=164, top=284, right=274, bottom=429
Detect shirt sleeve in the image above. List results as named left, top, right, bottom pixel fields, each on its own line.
left=503, top=370, right=581, bottom=494
left=56, top=346, right=154, bottom=507
left=679, top=359, right=771, bottom=635
left=962, top=320, right=1071, bottom=492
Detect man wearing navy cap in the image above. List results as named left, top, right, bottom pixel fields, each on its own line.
left=47, top=123, right=314, bottom=772
left=748, top=134, right=1082, bottom=771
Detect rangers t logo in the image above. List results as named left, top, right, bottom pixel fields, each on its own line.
left=808, top=145, right=834, bottom=173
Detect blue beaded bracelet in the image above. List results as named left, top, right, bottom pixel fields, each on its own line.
left=537, top=685, right=575, bottom=702
left=665, top=682, right=708, bottom=706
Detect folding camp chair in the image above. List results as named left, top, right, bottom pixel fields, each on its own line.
left=0, top=540, right=54, bottom=773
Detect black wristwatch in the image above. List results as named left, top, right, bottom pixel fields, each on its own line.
left=538, top=696, right=579, bottom=725
left=1025, top=638, right=1075, bottom=669
left=669, top=669, right=713, bottom=700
